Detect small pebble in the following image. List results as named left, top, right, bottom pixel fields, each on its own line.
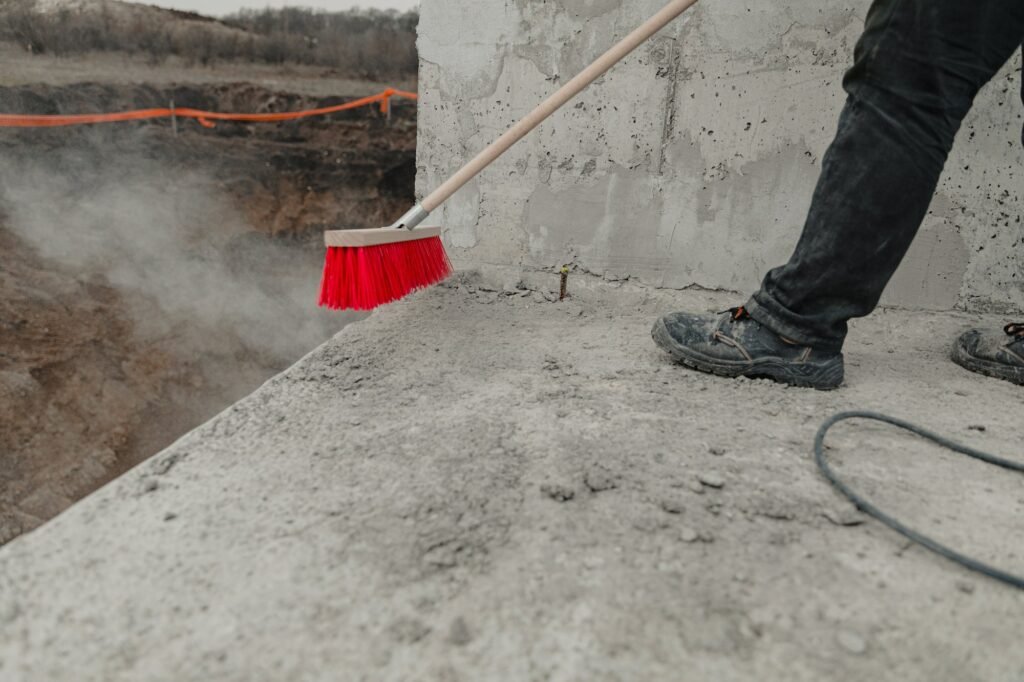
left=687, top=479, right=705, bottom=494
left=679, top=527, right=699, bottom=543
left=698, top=472, right=725, bottom=489
left=163, top=512, right=178, bottom=522
left=757, top=505, right=795, bottom=521
left=836, top=630, right=867, bottom=655
left=633, top=515, right=669, bottom=532
left=956, top=580, right=975, bottom=595
left=660, top=496, right=686, bottom=515
left=389, top=618, right=431, bottom=644
left=738, top=620, right=760, bottom=640
left=823, top=506, right=865, bottom=527
left=709, top=446, right=726, bottom=456
left=540, top=483, right=575, bottom=502
left=583, top=466, right=618, bottom=493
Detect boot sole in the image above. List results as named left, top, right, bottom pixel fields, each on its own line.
left=652, top=318, right=844, bottom=390
left=951, top=343, right=1024, bottom=386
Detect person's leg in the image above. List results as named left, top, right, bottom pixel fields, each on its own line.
left=653, top=3, right=1023, bottom=389
left=747, top=0, right=1024, bottom=352
left=952, top=47, right=1024, bottom=386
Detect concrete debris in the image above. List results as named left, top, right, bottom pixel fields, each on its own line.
left=633, top=515, right=670, bottom=533
left=540, top=483, right=575, bottom=502
left=679, top=527, right=700, bottom=543
left=583, top=466, right=618, bottom=493
left=659, top=495, right=686, bottom=515
left=754, top=503, right=796, bottom=522
left=823, top=505, right=867, bottom=527
left=389, top=618, right=431, bottom=644
left=698, top=472, right=726, bottom=489
left=836, top=630, right=868, bottom=655
left=956, top=580, right=976, bottom=595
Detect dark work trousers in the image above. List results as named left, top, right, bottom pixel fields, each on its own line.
left=746, top=0, right=1024, bottom=352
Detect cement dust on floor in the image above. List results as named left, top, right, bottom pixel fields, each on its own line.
left=1, top=272, right=1022, bottom=681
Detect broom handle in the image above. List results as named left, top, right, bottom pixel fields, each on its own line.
left=419, top=0, right=700, bottom=215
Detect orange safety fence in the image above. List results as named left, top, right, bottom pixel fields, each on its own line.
left=0, top=87, right=418, bottom=129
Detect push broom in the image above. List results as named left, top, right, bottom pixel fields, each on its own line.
left=319, top=0, right=701, bottom=311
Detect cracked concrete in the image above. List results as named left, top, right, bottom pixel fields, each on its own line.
left=417, top=0, right=1023, bottom=313
left=2, top=275, right=1023, bottom=680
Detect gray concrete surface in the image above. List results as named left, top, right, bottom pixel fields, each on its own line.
left=417, top=0, right=1023, bottom=313
left=2, top=273, right=1023, bottom=681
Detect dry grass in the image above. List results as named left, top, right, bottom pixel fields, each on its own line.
left=0, top=0, right=418, bottom=79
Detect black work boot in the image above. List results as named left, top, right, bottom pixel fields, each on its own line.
left=652, top=306, right=845, bottom=390
left=951, top=323, right=1024, bottom=386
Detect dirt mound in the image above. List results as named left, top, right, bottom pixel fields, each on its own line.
left=0, top=80, right=416, bottom=543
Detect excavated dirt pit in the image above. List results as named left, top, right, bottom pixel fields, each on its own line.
left=0, top=79, right=416, bottom=543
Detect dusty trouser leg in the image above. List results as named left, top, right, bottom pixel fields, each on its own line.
left=746, top=0, right=1024, bottom=352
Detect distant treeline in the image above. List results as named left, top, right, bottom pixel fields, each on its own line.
left=0, top=3, right=418, bottom=78
left=223, top=7, right=418, bottom=76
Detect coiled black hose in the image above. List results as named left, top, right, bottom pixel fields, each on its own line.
left=815, top=411, right=1024, bottom=590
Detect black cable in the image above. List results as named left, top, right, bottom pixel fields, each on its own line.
left=814, top=410, right=1024, bottom=590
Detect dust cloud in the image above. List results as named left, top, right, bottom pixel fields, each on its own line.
left=0, top=149, right=355, bottom=379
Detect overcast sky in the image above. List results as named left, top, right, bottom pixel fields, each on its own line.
left=147, top=0, right=419, bottom=17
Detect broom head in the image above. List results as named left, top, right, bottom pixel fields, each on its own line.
left=318, top=226, right=452, bottom=311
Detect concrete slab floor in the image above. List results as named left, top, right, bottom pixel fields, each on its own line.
left=1, top=271, right=1023, bottom=681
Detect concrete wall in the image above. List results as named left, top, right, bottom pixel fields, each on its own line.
left=417, top=0, right=1023, bottom=313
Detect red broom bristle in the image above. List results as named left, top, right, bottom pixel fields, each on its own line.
left=318, top=236, right=453, bottom=310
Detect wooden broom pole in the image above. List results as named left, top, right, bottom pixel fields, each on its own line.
left=420, top=0, right=700, bottom=213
